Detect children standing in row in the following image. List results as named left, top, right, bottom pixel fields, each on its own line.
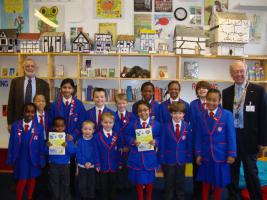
left=195, top=88, right=236, bottom=200
left=126, top=100, right=160, bottom=200
left=7, top=103, right=45, bottom=200
left=159, top=102, right=192, bottom=200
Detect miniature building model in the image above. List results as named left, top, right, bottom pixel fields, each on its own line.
left=18, top=33, right=41, bottom=53
left=0, top=29, right=18, bottom=52
left=94, top=34, right=112, bottom=53
left=72, top=32, right=93, bottom=53
left=140, top=29, right=157, bottom=53
left=209, top=12, right=250, bottom=56
left=41, top=32, right=66, bottom=53
left=173, top=25, right=206, bottom=55
left=116, top=35, right=135, bottom=53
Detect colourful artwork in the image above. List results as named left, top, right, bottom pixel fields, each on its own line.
left=99, top=23, right=117, bottom=45
left=153, top=14, right=173, bottom=39
left=96, top=0, right=122, bottom=18
left=248, top=14, right=262, bottom=43
left=155, top=0, right=172, bottom=12
left=204, top=0, right=228, bottom=25
left=0, top=0, right=29, bottom=33
left=134, top=0, right=152, bottom=12
left=134, top=14, right=152, bottom=38
left=189, top=6, right=202, bottom=25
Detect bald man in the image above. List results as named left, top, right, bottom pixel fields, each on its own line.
left=222, top=60, right=267, bottom=200
left=7, top=58, right=50, bottom=132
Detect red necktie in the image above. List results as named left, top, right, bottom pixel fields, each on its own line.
left=39, top=115, right=44, bottom=125
left=142, top=122, right=146, bottom=128
left=24, top=124, right=29, bottom=132
left=65, top=101, right=69, bottom=108
left=107, top=133, right=111, bottom=138
left=202, top=103, right=206, bottom=110
left=176, top=124, right=180, bottom=139
left=120, top=113, right=124, bottom=121
left=98, top=110, right=102, bottom=125
left=210, top=111, right=214, bottom=118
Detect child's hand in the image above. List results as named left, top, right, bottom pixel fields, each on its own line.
left=66, top=134, right=73, bottom=141
left=227, top=156, right=235, bottom=164
left=85, top=162, right=91, bottom=169
left=46, top=141, right=52, bottom=147
left=122, top=147, right=130, bottom=153
left=96, top=167, right=100, bottom=173
left=134, top=140, right=141, bottom=147
left=196, top=156, right=202, bottom=165
left=148, top=140, right=156, bottom=146
left=61, top=141, right=67, bottom=147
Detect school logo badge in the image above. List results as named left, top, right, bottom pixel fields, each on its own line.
left=74, top=117, right=78, bottom=122
left=218, top=127, right=222, bottom=132
left=182, top=135, right=186, bottom=140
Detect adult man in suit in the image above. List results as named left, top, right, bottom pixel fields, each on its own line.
left=7, top=58, right=50, bottom=132
left=222, top=60, right=267, bottom=200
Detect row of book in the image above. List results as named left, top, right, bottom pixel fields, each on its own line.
left=0, top=67, right=17, bottom=76
left=248, top=63, right=265, bottom=81
left=81, top=68, right=115, bottom=78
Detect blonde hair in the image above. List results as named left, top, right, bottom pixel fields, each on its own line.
left=82, top=120, right=95, bottom=129
left=101, top=112, right=115, bottom=122
left=115, top=93, right=128, bottom=103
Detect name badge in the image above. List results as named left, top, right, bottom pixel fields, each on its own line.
left=246, top=102, right=255, bottom=112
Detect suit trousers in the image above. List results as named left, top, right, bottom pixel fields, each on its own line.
left=228, top=128, right=262, bottom=200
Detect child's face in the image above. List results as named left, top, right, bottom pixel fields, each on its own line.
left=23, top=105, right=36, bottom=123
left=142, top=85, right=154, bottom=102
left=137, top=104, right=150, bottom=121
left=168, top=83, right=180, bottom=99
left=116, top=99, right=127, bottom=113
left=93, top=91, right=106, bottom=107
left=206, top=92, right=220, bottom=111
left=82, top=124, right=94, bottom=138
left=101, top=117, right=114, bottom=132
left=61, top=83, right=74, bottom=99
left=171, top=111, right=184, bottom=123
left=34, top=95, right=46, bottom=112
left=197, top=87, right=208, bottom=99
left=54, top=120, right=66, bottom=132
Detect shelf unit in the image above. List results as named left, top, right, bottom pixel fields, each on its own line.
left=0, top=52, right=266, bottom=104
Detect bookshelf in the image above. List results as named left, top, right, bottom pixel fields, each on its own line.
left=0, top=52, right=267, bottom=104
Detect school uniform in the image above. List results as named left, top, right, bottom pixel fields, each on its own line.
left=159, top=98, right=190, bottom=123
left=159, top=119, right=192, bottom=200
left=47, top=139, right=76, bottom=200
left=49, top=95, right=86, bottom=141
left=76, top=136, right=100, bottom=199
left=33, top=111, right=50, bottom=199
left=85, top=106, right=115, bottom=132
left=126, top=117, right=160, bottom=184
left=95, top=129, right=123, bottom=200
left=189, top=98, right=206, bottom=200
left=132, top=99, right=160, bottom=121
left=115, top=110, right=136, bottom=189
left=7, top=120, right=45, bottom=200
left=195, top=107, right=237, bottom=188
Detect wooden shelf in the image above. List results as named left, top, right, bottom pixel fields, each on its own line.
left=120, top=78, right=151, bottom=80
left=0, top=53, right=19, bottom=56
left=180, top=79, right=233, bottom=83
left=235, top=3, right=267, bottom=10
left=0, top=76, right=18, bottom=79
left=79, top=77, right=118, bottom=80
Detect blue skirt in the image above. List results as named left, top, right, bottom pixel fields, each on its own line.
left=128, top=168, right=155, bottom=184
left=197, top=160, right=231, bottom=188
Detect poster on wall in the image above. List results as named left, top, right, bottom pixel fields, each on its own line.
left=248, top=14, right=262, bottom=43
left=204, top=0, right=228, bottom=25
left=134, top=0, right=152, bottom=12
left=134, top=14, right=152, bottom=38
left=0, top=0, right=29, bottom=33
left=155, top=0, right=172, bottom=12
left=153, top=14, right=173, bottom=39
left=189, top=6, right=202, bottom=25
left=99, top=23, right=117, bottom=45
left=33, top=5, right=65, bottom=33
left=70, top=27, right=83, bottom=43
left=96, top=0, right=122, bottom=18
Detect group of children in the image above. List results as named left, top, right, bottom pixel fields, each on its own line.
left=7, top=78, right=236, bottom=200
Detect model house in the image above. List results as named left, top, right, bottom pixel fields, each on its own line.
left=71, top=31, right=93, bottom=53
left=94, top=33, right=112, bottom=53
left=0, top=29, right=18, bottom=53
left=140, top=29, right=157, bottom=53
left=18, top=33, right=41, bottom=53
left=41, top=32, right=66, bottom=53
left=116, top=35, right=135, bottom=53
